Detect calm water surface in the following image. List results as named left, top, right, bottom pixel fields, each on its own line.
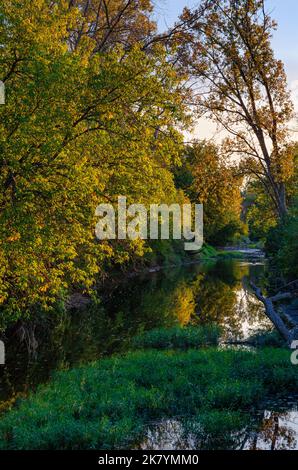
left=0, top=258, right=297, bottom=449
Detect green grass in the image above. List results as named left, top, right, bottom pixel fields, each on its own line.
left=248, top=330, right=287, bottom=348
left=183, top=410, right=249, bottom=449
left=198, top=244, right=248, bottom=260
left=0, top=332, right=297, bottom=450
left=198, top=244, right=219, bottom=259
left=132, top=325, right=221, bottom=350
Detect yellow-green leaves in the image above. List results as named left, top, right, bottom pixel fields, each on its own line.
left=0, top=1, right=188, bottom=326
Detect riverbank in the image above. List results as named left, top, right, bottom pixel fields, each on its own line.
left=125, top=243, right=265, bottom=279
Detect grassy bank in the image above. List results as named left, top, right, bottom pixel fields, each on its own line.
left=132, top=325, right=221, bottom=350
left=0, top=327, right=297, bottom=450
left=197, top=244, right=259, bottom=260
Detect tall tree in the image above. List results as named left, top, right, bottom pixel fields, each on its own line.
left=67, top=0, right=156, bottom=52
left=0, top=0, right=188, bottom=326
left=180, top=0, right=294, bottom=219
left=175, top=141, right=245, bottom=245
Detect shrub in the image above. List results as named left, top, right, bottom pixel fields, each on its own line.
left=265, top=214, right=298, bottom=282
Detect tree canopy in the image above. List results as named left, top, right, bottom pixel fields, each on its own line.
left=0, top=0, right=189, bottom=325
left=179, top=0, right=294, bottom=219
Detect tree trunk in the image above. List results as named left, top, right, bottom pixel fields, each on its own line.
left=276, top=182, right=288, bottom=219
left=250, top=283, right=293, bottom=346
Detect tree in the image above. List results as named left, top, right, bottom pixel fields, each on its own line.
left=67, top=0, right=157, bottom=52
left=245, top=143, right=298, bottom=240
left=244, top=180, right=277, bottom=240
left=0, top=0, right=188, bottom=327
left=180, top=0, right=294, bottom=219
left=175, top=141, right=245, bottom=245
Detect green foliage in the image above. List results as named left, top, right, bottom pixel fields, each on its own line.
left=244, top=181, right=277, bottom=241
left=145, top=238, right=189, bottom=268
left=246, top=150, right=297, bottom=244
left=185, top=410, right=248, bottom=449
left=175, top=141, right=246, bottom=246
left=246, top=148, right=297, bottom=283
left=266, top=214, right=298, bottom=282
left=132, top=325, right=221, bottom=350
left=248, top=330, right=287, bottom=348
left=0, top=340, right=297, bottom=449
left=0, top=0, right=189, bottom=326
left=181, top=0, right=294, bottom=221
left=198, top=244, right=219, bottom=259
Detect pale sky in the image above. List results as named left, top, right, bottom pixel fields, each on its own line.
left=154, top=0, right=298, bottom=141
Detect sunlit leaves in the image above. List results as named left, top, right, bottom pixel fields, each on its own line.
left=0, top=1, right=188, bottom=325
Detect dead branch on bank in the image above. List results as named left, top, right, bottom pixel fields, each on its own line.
left=250, top=283, right=298, bottom=347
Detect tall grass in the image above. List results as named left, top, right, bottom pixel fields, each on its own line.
left=132, top=325, right=221, bottom=350
left=0, top=337, right=297, bottom=450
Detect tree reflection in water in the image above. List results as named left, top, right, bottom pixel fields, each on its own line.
left=0, top=259, right=273, bottom=413
left=244, top=411, right=297, bottom=450
left=138, top=406, right=298, bottom=451
left=1, top=259, right=297, bottom=449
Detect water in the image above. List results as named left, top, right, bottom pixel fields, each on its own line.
left=0, top=258, right=297, bottom=449
left=0, top=259, right=268, bottom=404
left=138, top=409, right=298, bottom=450
left=138, top=396, right=298, bottom=450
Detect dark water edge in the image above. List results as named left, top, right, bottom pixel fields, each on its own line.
left=0, top=258, right=297, bottom=449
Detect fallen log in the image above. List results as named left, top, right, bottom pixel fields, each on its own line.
left=250, top=283, right=298, bottom=347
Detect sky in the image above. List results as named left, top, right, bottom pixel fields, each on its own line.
left=155, top=0, right=298, bottom=81
left=154, top=0, right=298, bottom=140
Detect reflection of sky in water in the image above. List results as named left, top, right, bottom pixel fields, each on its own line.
left=139, top=402, right=298, bottom=451
left=137, top=420, right=196, bottom=451
left=188, top=260, right=271, bottom=340
left=0, top=259, right=278, bottom=416
left=1, top=258, right=296, bottom=450
left=232, top=286, right=271, bottom=340
left=243, top=410, right=298, bottom=450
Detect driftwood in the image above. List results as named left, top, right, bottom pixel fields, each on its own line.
left=250, top=282, right=298, bottom=347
